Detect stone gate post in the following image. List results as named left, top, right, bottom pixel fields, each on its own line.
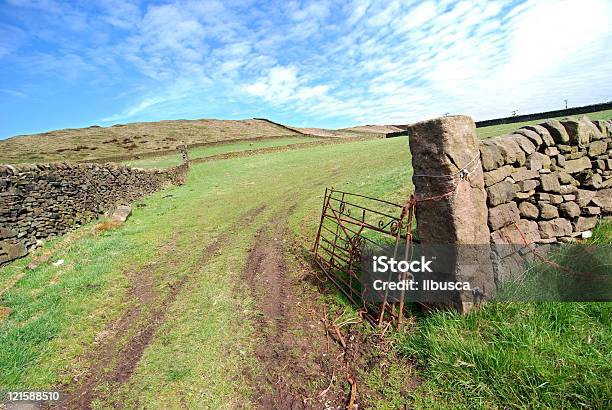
left=406, top=115, right=495, bottom=312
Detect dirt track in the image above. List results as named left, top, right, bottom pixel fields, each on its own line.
left=53, top=203, right=414, bottom=409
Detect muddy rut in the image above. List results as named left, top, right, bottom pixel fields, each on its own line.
left=57, top=206, right=266, bottom=409
left=243, top=221, right=361, bottom=409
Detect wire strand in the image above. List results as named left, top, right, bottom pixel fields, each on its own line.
left=412, top=152, right=481, bottom=179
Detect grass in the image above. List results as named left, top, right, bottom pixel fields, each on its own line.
left=476, top=108, right=612, bottom=139
left=123, top=135, right=324, bottom=168
left=0, top=118, right=304, bottom=164
left=0, top=131, right=610, bottom=408
left=0, top=136, right=414, bottom=407
left=398, top=222, right=612, bottom=409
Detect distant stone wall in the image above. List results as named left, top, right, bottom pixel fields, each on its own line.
left=0, top=160, right=188, bottom=265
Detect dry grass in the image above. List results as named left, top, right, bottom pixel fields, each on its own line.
left=0, top=118, right=302, bottom=164
left=93, top=220, right=122, bottom=234
left=0, top=306, right=11, bottom=322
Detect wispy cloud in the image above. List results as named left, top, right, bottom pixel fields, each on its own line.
left=1, top=0, right=611, bottom=136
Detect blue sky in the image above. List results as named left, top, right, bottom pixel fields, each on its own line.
left=1, top=0, right=612, bottom=139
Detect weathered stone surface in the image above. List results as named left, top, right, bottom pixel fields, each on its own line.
left=483, top=165, right=513, bottom=186
left=519, top=179, right=539, bottom=192
left=538, top=218, right=572, bottom=239
left=524, top=124, right=555, bottom=146
left=538, top=202, right=559, bottom=219
left=0, top=241, right=28, bottom=264
left=541, top=120, right=570, bottom=144
left=527, top=152, right=551, bottom=171
left=583, top=206, right=601, bottom=216
left=110, top=205, right=132, bottom=223
left=559, top=185, right=578, bottom=195
left=557, top=172, right=578, bottom=185
left=565, top=150, right=586, bottom=160
left=540, top=173, right=561, bottom=192
left=479, top=142, right=504, bottom=171
left=518, top=202, right=539, bottom=219
left=557, top=144, right=572, bottom=153
left=0, top=228, right=17, bottom=240
left=408, top=115, right=495, bottom=310
left=515, top=128, right=543, bottom=146
left=592, top=188, right=612, bottom=212
left=573, top=216, right=598, bottom=231
left=575, top=189, right=597, bottom=207
left=488, top=202, right=520, bottom=231
left=491, top=219, right=540, bottom=246
left=556, top=154, right=566, bottom=167
left=563, top=156, right=591, bottom=173
left=545, top=147, right=559, bottom=156
left=560, top=116, right=601, bottom=147
left=511, top=167, right=539, bottom=182
left=0, top=157, right=189, bottom=266
left=594, top=120, right=607, bottom=139
left=588, top=140, right=608, bottom=156
left=515, top=190, right=535, bottom=199
left=550, top=195, right=563, bottom=205
left=512, top=134, right=536, bottom=154
left=486, top=181, right=514, bottom=206
left=491, top=137, right=526, bottom=166
left=583, top=173, right=602, bottom=189
left=559, top=202, right=580, bottom=218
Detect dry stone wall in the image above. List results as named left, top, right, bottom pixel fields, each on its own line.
left=408, top=115, right=611, bottom=305
left=480, top=116, right=611, bottom=282
left=0, top=160, right=188, bottom=265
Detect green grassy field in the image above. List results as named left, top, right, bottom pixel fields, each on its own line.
left=123, top=135, right=324, bottom=168
left=0, top=136, right=610, bottom=408
left=476, top=109, right=612, bottom=139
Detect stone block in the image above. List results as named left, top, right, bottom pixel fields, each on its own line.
left=588, top=140, right=608, bottom=157
left=527, top=152, right=551, bottom=171
left=511, top=167, right=539, bottom=182
left=573, top=216, right=598, bottom=232
left=575, top=189, right=597, bottom=207
left=518, top=202, right=539, bottom=219
left=582, top=206, right=601, bottom=216
left=559, top=202, right=580, bottom=218
left=479, top=143, right=504, bottom=171
left=486, top=181, right=515, bottom=206
left=560, top=116, right=601, bottom=147
left=488, top=202, right=520, bottom=231
left=483, top=165, right=513, bottom=186
left=518, top=179, right=539, bottom=192
left=563, top=156, right=591, bottom=173
left=525, top=124, right=555, bottom=146
left=512, top=134, right=536, bottom=154
left=540, top=173, right=561, bottom=192
left=545, top=147, right=559, bottom=156
left=541, top=120, right=570, bottom=144
left=538, top=202, right=559, bottom=219
left=592, top=188, right=612, bottom=212
left=515, top=128, right=542, bottom=146
left=538, top=218, right=572, bottom=239
left=491, top=137, right=526, bottom=166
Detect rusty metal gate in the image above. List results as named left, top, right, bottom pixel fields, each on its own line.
left=312, top=187, right=417, bottom=328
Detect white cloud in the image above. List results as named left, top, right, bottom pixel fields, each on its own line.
left=2, top=0, right=612, bottom=129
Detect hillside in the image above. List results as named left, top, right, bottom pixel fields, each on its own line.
left=0, top=118, right=304, bottom=164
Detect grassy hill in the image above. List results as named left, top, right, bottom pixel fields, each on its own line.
left=0, top=118, right=306, bottom=164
